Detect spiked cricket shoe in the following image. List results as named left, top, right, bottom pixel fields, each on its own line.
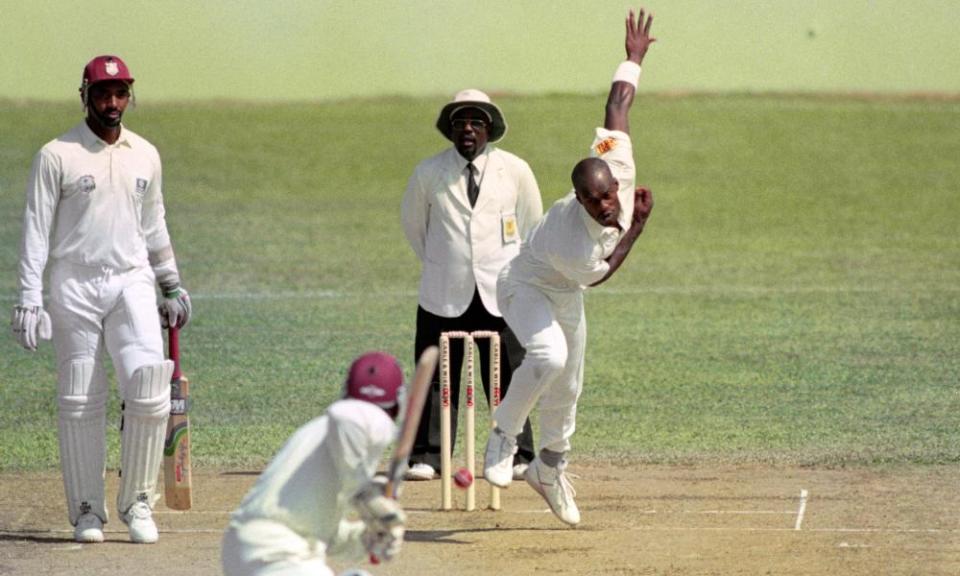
left=74, top=512, right=104, bottom=543
left=525, top=458, right=580, bottom=526
left=123, top=501, right=158, bottom=544
left=483, top=429, right=518, bottom=488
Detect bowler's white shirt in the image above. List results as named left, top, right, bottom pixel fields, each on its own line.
left=17, top=121, right=172, bottom=306
left=504, top=128, right=636, bottom=292
left=229, top=399, right=395, bottom=544
left=401, top=145, right=542, bottom=317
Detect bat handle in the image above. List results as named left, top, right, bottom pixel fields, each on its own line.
left=168, top=326, right=182, bottom=380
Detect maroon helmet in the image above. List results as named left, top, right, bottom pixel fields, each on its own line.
left=80, top=55, right=134, bottom=94
left=344, top=352, right=404, bottom=418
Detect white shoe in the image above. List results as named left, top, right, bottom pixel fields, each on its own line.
left=122, top=501, right=158, bottom=544
left=483, top=429, right=517, bottom=488
left=525, top=458, right=580, bottom=526
left=512, top=463, right=529, bottom=480
left=74, top=512, right=104, bottom=543
left=403, top=462, right=437, bottom=481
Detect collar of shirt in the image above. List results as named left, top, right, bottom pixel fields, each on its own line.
left=79, top=121, right=133, bottom=150
left=455, top=145, right=490, bottom=175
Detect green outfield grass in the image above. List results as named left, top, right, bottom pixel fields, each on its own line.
left=1, top=94, right=958, bottom=470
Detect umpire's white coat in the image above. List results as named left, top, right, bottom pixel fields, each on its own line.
left=401, top=146, right=542, bottom=318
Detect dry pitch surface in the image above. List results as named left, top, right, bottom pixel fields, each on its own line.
left=1, top=464, right=958, bottom=575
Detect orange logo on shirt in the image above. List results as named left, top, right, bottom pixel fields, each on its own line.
left=594, top=137, right=617, bottom=155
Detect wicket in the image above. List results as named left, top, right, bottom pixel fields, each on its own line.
left=439, top=330, right=501, bottom=511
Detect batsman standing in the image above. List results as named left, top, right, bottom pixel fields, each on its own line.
left=483, top=9, right=657, bottom=526
left=11, top=55, right=192, bottom=543
left=221, top=352, right=409, bottom=576
left=401, top=89, right=542, bottom=480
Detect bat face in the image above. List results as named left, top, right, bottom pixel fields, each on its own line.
left=164, top=327, right=193, bottom=510
left=384, top=346, right=438, bottom=497
left=370, top=346, right=437, bottom=565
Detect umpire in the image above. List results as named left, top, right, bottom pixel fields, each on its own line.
left=400, top=89, right=541, bottom=480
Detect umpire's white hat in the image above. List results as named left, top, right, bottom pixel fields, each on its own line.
left=436, top=89, right=507, bottom=143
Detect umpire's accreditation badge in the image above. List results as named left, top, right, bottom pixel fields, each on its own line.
left=502, top=213, right=519, bottom=244
left=135, top=178, right=148, bottom=197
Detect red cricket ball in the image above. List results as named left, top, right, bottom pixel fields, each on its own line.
left=453, top=467, right=473, bottom=489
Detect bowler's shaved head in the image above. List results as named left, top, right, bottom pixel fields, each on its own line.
left=571, top=157, right=621, bottom=227
left=571, top=157, right=615, bottom=194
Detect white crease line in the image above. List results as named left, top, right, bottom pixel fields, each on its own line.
left=154, top=510, right=230, bottom=515
left=408, top=508, right=552, bottom=515
left=0, top=528, right=224, bottom=535
left=162, top=508, right=798, bottom=517
left=795, top=489, right=809, bottom=531
left=630, top=526, right=958, bottom=534
left=808, top=527, right=956, bottom=534
left=6, top=524, right=955, bottom=537
left=690, top=510, right=796, bottom=515
left=634, top=510, right=794, bottom=515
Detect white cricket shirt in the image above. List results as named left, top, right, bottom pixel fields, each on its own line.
left=504, top=128, right=636, bottom=292
left=17, top=121, right=172, bottom=306
left=229, top=399, right=395, bottom=544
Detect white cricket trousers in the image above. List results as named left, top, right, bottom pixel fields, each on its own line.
left=222, top=520, right=334, bottom=576
left=495, top=277, right=586, bottom=454
left=48, top=260, right=166, bottom=524
left=49, top=260, right=165, bottom=382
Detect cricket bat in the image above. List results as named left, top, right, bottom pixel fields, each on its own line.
left=370, top=345, right=438, bottom=564
left=383, top=345, right=439, bottom=498
left=163, top=326, right=193, bottom=510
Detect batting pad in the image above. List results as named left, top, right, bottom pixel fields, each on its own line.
left=58, top=360, right=109, bottom=525
left=117, top=361, right=172, bottom=515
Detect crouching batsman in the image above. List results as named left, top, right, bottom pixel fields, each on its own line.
left=483, top=8, right=657, bottom=527
left=222, top=353, right=410, bottom=576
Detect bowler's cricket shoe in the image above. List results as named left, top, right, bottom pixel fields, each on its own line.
left=525, top=458, right=580, bottom=526
left=122, top=501, right=159, bottom=543
left=74, top=512, right=104, bottom=543
left=483, top=428, right=518, bottom=488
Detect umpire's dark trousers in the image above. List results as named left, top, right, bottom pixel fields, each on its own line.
left=410, top=289, right=535, bottom=470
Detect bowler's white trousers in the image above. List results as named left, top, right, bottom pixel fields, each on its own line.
left=494, top=274, right=586, bottom=454
left=222, top=520, right=335, bottom=576
left=49, top=259, right=167, bottom=524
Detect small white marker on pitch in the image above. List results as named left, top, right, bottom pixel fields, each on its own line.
left=794, top=489, right=809, bottom=531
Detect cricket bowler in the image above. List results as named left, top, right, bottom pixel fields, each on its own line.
left=483, top=8, right=658, bottom=526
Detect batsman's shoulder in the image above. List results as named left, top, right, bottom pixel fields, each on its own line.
left=330, top=399, right=394, bottom=426
left=329, top=399, right=395, bottom=446
left=122, top=127, right=161, bottom=158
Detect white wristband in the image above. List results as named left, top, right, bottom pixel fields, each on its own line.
left=151, top=258, right=182, bottom=294
left=612, top=61, right=642, bottom=88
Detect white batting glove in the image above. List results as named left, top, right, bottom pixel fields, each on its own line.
left=10, top=305, right=52, bottom=351
left=158, top=287, right=192, bottom=329
left=362, top=519, right=405, bottom=562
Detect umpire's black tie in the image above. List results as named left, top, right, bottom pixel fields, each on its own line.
left=466, top=163, right=480, bottom=207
